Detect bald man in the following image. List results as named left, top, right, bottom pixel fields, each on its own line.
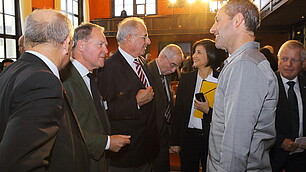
left=0, top=9, right=89, bottom=172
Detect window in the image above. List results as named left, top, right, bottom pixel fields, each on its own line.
left=0, top=0, right=20, bottom=61
left=114, top=0, right=156, bottom=17
left=61, top=0, right=83, bottom=28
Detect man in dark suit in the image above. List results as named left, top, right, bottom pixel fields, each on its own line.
left=147, top=44, right=183, bottom=172
left=0, top=9, right=89, bottom=172
left=61, top=23, right=131, bottom=172
left=97, top=17, right=159, bottom=172
left=270, top=40, right=306, bottom=172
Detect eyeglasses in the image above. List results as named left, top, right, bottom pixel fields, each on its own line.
left=280, top=57, right=302, bottom=64
left=165, top=56, right=180, bottom=68
left=132, top=34, right=148, bottom=41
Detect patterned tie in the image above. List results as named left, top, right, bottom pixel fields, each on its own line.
left=161, top=75, right=171, bottom=123
left=287, top=81, right=299, bottom=139
left=87, top=73, right=111, bottom=134
left=134, top=58, right=149, bottom=87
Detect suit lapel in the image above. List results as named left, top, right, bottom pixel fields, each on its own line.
left=298, top=74, right=306, bottom=136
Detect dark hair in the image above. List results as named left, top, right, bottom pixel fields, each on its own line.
left=192, top=39, right=227, bottom=69
left=1, top=59, right=14, bottom=70
left=223, top=0, right=260, bottom=33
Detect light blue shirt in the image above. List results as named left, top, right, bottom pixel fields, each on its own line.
left=207, top=42, right=279, bottom=172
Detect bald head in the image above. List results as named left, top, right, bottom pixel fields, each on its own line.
left=24, top=9, right=73, bottom=48
left=157, top=44, right=183, bottom=75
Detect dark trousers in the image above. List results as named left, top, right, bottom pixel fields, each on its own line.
left=283, top=152, right=306, bottom=172
left=109, top=163, right=152, bottom=172
left=180, top=128, right=209, bottom=172
left=153, top=120, right=170, bottom=172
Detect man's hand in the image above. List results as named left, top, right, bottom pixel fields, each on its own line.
left=136, top=86, right=154, bottom=106
left=169, top=146, right=181, bottom=154
left=299, top=142, right=306, bottom=149
left=280, top=138, right=299, bottom=152
left=109, top=135, right=131, bottom=152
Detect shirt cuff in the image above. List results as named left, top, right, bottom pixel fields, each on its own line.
left=105, top=135, right=110, bottom=150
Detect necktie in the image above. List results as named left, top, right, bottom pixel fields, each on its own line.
left=87, top=73, right=110, bottom=134
left=161, top=75, right=171, bottom=123
left=134, top=58, right=149, bottom=87
left=287, top=81, right=299, bottom=139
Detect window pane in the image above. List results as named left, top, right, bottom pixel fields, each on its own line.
left=115, top=4, right=123, bottom=16
left=4, top=0, right=14, bottom=15
left=5, top=15, right=15, bottom=35
left=0, top=38, right=4, bottom=59
left=73, top=16, right=78, bottom=28
left=146, top=3, right=156, bottom=14
left=68, top=0, right=73, bottom=13
left=0, top=0, right=3, bottom=13
left=136, top=0, right=145, bottom=4
left=125, top=4, right=133, bottom=16
left=146, top=0, right=155, bottom=3
left=61, top=0, right=67, bottom=11
left=137, top=4, right=145, bottom=15
left=73, top=1, right=78, bottom=15
left=6, top=38, right=16, bottom=59
left=0, top=14, right=3, bottom=34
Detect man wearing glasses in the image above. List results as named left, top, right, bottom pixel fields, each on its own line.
left=97, top=17, right=159, bottom=172
left=147, top=44, right=183, bottom=172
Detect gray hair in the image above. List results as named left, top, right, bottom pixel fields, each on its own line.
left=116, top=17, right=146, bottom=43
left=72, top=23, right=105, bottom=50
left=159, top=44, right=183, bottom=60
left=278, top=40, right=306, bottom=61
left=222, top=0, right=260, bottom=33
left=24, top=9, right=73, bottom=47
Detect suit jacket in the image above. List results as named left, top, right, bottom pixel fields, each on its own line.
left=61, top=62, right=110, bottom=172
left=270, top=72, right=306, bottom=170
left=147, top=59, right=173, bottom=130
left=97, top=50, right=159, bottom=168
left=0, top=52, right=89, bottom=172
left=170, top=70, right=218, bottom=146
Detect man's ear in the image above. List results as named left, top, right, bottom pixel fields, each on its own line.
left=63, top=36, right=71, bottom=55
left=233, top=13, right=245, bottom=28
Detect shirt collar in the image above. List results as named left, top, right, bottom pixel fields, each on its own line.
left=26, top=50, right=60, bottom=79
left=71, top=58, right=90, bottom=77
left=225, top=41, right=260, bottom=65
left=118, top=46, right=137, bottom=66
left=280, top=74, right=298, bottom=85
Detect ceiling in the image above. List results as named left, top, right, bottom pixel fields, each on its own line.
left=260, top=0, right=305, bottom=27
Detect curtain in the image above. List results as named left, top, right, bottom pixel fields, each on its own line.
left=54, top=0, right=61, bottom=11
left=83, top=0, right=90, bottom=23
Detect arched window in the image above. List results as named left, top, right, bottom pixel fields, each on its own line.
left=0, top=0, right=21, bottom=61
left=114, top=0, right=156, bottom=17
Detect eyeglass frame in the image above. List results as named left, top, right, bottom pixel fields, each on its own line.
left=279, top=57, right=302, bottom=64
left=164, top=55, right=181, bottom=68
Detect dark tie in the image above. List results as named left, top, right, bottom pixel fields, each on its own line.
left=87, top=73, right=111, bottom=134
left=287, top=81, right=299, bottom=139
left=161, top=75, right=171, bottom=123
left=134, top=58, right=149, bottom=87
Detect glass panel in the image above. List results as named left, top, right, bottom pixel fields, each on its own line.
left=114, top=0, right=125, bottom=17
left=0, top=38, right=4, bottom=59
left=73, top=16, right=78, bottom=28
left=146, top=0, right=155, bottom=3
left=68, top=14, right=73, bottom=25
left=0, top=0, right=3, bottom=13
left=146, top=3, right=156, bottom=14
left=5, top=15, right=15, bottom=35
left=61, top=0, right=67, bottom=11
left=125, top=4, right=133, bottom=16
left=6, top=38, right=16, bottom=59
left=137, top=4, right=145, bottom=15
left=136, top=0, right=145, bottom=4
left=0, top=14, right=3, bottom=34
left=73, top=1, right=78, bottom=15
left=253, top=0, right=261, bottom=9
left=4, top=0, right=14, bottom=15
left=67, top=0, right=73, bottom=13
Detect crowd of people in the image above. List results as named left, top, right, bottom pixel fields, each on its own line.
left=0, top=0, right=306, bottom=172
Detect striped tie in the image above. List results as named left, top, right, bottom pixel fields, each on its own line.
left=161, top=75, right=171, bottom=123
left=134, top=58, right=149, bottom=87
